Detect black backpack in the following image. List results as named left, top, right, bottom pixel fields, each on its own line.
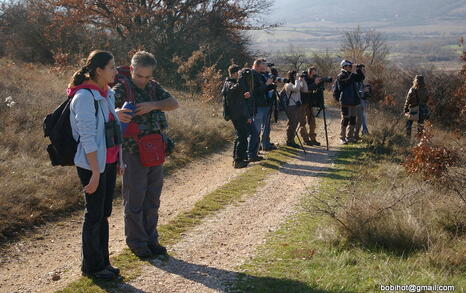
left=43, top=89, right=97, bottom=166
left=332, top=80, right=341, bottom=102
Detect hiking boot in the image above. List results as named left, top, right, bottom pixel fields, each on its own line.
left=286, top=142, right=301, bottom=148
left=339, top=138, right=348, bottom=145
left=132, top=247, right=153, bottom=259
left=310, top=140, right=321, bottom=146
left=83, top=268, right=117, bottom=281
left=248, top=156, right=264, bottom=162
left=304, top=140, right=313, bottom=146
left=148, top=244, right=168, bottom=256
left=105, top=265, right=120, bottom=276
left=233, top=160, right=249, bottom=169
left=263, top=145, right=278, bottom=151
left=347, top=138, right=357, bottom=144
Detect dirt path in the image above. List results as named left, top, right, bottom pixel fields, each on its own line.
left=111, top=108, right=341, bottom=293
left=0, top=148, right=249, bottom=293
left=1, top=107, right=341, bottom=293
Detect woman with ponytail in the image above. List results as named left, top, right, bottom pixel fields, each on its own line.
left=69, top=50, right=127, bottom=280
left=404, top=75, right=430, bottom=137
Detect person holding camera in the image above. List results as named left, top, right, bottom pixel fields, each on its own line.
left=354, top=64, right=370, bottom=139
left=242, top=58, right=275, bottom=161
left=300, top=67, right=323, bottom=146
left=404, top=75, right=429, bottom=137
left=222, top=64, right=254, bottom=168
left=284, top=70, right=308, bottom=147
left=113, top=51, right=179, bottom=259
left=335, top=60, right=365, bottom=144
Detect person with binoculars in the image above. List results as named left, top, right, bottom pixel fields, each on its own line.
left=300, top=66, right=331, bottom=146
left=283, top=70, right=308, bottom=148
left=335, top=60, right=365, bottom=144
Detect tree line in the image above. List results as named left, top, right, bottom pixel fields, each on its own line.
left=0, top=0, right=275, bottom=87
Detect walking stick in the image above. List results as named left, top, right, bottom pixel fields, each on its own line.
left=322, top=106, right=330, bottom=151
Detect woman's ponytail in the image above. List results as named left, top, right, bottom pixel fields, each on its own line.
left=69, top=66, right=89, bottom=88
left=68, top=50, right=113, bottom=88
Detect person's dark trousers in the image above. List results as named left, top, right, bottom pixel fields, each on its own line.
left=232, top=118, right=250, bottom=162
left=286, top=105, right=301, bottom=144
left=248, top=118, right=260, bottom=159
left=122, top=151, right=164, bottom=253
left=77, top=163, right=117, bottom=274
left=406, top=115, right=425, bottom=137
left=250, top=106, right=269, bottom=156
left=261, top=105, right=273, bottom=149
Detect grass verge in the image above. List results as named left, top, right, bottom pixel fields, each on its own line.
left=233, top=145, right=466, bottom=293
left=57, top=146, right=301, bottom=293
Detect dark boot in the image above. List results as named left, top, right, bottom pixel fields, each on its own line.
left=148, top=243, right=168, bottom=256
left=83, top=268, right=117, bottom=280
left=233, top=160, right=249, bottom=169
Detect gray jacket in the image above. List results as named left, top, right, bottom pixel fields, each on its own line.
left=70, top=88, right=121, bottom=173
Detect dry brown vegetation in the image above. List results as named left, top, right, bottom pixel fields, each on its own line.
left=0, top=59, right=233, bottom=241
left=306, top=41, right=465, bottom=273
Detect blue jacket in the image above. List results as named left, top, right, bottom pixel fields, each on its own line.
left=69, top=88, right=121, bottom=173
left=336, top=69, right=364, bottom=105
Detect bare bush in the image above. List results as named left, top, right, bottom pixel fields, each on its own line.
left=273, top=45, right=310, bottom=72
left=308, top=162, right=465, bottom=260
left=311, top=50, right=338, bottom=79
left=404, top=123, right=459, bottom=180
left=341, top=26, right=389, bottom=79
left=199, top=65, right=224, bottom=102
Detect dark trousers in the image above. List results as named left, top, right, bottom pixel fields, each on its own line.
left=286, top=105, right=304, bottom=143
left=406, top=116, right=425, bottom=137
left=232, top=118, right=250, bottom=162
left=123, top=151, right=164, bottom=252
left=340, top=105, right=357, bottom=140
left=76, top=163, right=116, bottom=274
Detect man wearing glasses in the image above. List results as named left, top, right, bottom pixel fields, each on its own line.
left=335, top=60, right=365, bottom=144
left=114, top=51, right=179, bottom=258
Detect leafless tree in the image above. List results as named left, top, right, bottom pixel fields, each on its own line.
left=341, top=26, right=389, bottom=66
left=279, top=45, right=310, bottom=72
left=312, top=49, right=338, bottom=78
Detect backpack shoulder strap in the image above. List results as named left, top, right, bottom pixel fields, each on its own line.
left=84, top=89, right=99, bottom=116
left=116, top=75, right=136, bottom=103
left=148, top=80, right=158, bottom=101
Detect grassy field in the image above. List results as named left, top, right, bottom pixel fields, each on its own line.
left=233, top=143, right=465, bottom=292
left=0, top=59, right=233, bottom=243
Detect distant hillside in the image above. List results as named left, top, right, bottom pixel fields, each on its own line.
left=250, top=0, right=466, bottom=70
left=270, top=0, right=466, bottom=26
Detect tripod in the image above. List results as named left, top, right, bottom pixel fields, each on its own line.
left=273, top=89, right=307, bottom=155
left=315, top=106, right=330, bottom=151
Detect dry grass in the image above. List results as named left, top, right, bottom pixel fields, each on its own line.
left=306, top=103, right=465, bottom=272
left=0, top=59, right=233, bottom=241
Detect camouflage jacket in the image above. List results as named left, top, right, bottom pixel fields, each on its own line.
left=114, top=79, right=172, bottom=154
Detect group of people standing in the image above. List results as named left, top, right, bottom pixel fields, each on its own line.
left=222, top=58, right=373, bottom=168
left=67, top=49, right=429, bottom=281
left=69, top=50, right=178, bottom=280
left=223, top=57, right=430, bottom=168
left=221, top=59, right=278, bottom=169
